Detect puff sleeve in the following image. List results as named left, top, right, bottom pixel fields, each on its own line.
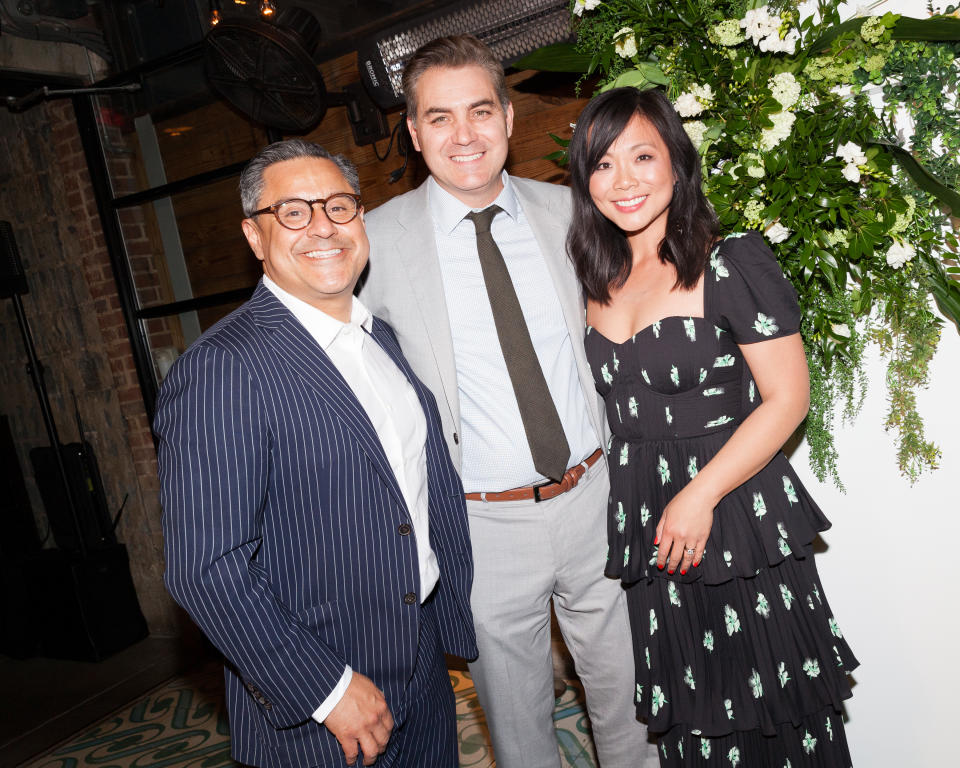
left=705, top=231, right=801, bottom=344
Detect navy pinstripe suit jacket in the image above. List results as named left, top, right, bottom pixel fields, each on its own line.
left=155, top=282, right=476, bottom=766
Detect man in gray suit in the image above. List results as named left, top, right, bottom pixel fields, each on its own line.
left=360, top=36, right=658, bottom=768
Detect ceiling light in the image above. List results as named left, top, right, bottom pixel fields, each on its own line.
left=259, top=0, right=276, bottom=18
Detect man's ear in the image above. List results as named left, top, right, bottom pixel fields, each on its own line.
left=406, top=114, right=422, bottom=153
left=505, top=101, right=515, bottom=140
left=241, top=218, right=265, bottom=263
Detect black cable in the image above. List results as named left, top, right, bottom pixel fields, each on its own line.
left=373, top=113, right=403, bottom=162
left=388, top=115, right=411, bottom=184
left=371, top=112, right=411, bottom=184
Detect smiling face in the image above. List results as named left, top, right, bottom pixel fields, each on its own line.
left=588, top=113, right=676, bottom=243
left=407, top=65, right=514, bottom=208
left=241, top=157, right=368, bottom=321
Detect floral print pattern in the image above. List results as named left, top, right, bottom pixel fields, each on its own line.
left=584, top=233, right=855, bottom=767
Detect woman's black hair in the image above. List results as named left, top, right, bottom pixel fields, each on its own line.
left=566, top=87, right=719, bottom=303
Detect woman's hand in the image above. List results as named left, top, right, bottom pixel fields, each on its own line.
left=653, top=334, right=810, bottom=577
left=655, top=483, right=716, bottom=575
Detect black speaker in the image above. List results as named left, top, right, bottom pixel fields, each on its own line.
left=23, top=545, right=149, bottom=661
left=0, top=221, right=29, bottom=299
left=0, top=557, right=41, bottom=658
left=0, top=415, right=41, bottom=557
left=30, top=442, right=116, bottom=553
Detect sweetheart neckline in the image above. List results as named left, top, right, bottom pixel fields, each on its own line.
left=586, top=315, right=713, bottom=346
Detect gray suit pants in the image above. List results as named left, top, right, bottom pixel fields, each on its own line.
left=466, top=459, right=660, bottom=768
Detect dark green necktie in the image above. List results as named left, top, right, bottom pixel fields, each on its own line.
left=465, top=206, right=571, bottom=482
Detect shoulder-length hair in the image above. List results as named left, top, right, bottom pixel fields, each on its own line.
left=567, top=87, right=718, bottom=304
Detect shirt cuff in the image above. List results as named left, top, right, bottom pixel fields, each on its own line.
left=311, top=666, right=353, bottom=723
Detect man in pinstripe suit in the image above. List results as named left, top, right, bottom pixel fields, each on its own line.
left=155, top=140, right=476, bottom=768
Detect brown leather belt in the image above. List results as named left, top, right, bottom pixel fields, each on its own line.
left=464, top=448, right=603, bottom=503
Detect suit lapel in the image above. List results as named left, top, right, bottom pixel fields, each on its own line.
left=392, top=186, right=461, bottom=431
left=515, top=180, right=607, bottom=443
left=250, top=284, right=407, bottom=512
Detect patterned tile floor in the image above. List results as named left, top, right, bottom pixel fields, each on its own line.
left=25, top=664, right=598, bottom=768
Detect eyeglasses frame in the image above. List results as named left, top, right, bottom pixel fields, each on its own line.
left=249, top=193, right=363, bottom=230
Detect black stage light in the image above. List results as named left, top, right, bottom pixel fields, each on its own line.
left=358, top=0, right=572, bottom=111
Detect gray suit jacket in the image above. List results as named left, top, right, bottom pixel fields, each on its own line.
left=360, top=176, right=607, bottom=472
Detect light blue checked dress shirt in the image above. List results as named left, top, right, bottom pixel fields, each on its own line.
left=428, top=173, right=599, bottom=493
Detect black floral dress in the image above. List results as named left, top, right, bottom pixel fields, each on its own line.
left=585, top=232, right=857, bottom=767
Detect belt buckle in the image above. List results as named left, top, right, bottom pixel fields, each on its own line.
left=532, top=478, right=555, bottom=503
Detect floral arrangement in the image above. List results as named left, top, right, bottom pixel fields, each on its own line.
left=523, top=0, right=960, bottom=484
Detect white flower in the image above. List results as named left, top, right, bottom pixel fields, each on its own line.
left=674, top=92, right=703, bottom=117
left=741, top=152, right=764, bottom=178
left=781, top=29, right=800, bottom=54
left=768, top=72, right=801, bottom=110
left=763, top=28, right=799, bottom=55
left=573, top=0, right=602, bottom=17
left=841, top=164, right=861, bottom=183
left=831, top=323, right=851, bottom=338
left=692, top=83, right=715, bottom=105
left=759, top=111, right=795, bottom=151
left=836, top=142, right=867, bottom=166
left=683, top=120, right=708, bottom=149
left=740, top=7, right=779, bottom=46
left=614, top=27, right=638, bottom=58
left=765, top=222, right=790, bottom=244
left=886, top=241, right=916, bottom=269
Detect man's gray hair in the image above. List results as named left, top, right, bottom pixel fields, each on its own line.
left=239, top=139, right=361, bottom=217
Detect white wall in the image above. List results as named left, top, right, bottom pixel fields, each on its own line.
left=792, top=318, right=959, bottom=766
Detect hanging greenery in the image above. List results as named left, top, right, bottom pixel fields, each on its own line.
left=520, top=0, right=960, bottom=485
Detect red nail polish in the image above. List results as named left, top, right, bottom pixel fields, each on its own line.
left=668, top=569, right=674, bottom=575
left=680, top=569, right=686, bottom=575
left=657, top=563, right=664, bottom=570
left=694, top=561, right=700, bottom=568
left=654, top=535, right=660, bottom=545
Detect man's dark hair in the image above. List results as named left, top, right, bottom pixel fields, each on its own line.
left=402, top=35, right=509, bottom=119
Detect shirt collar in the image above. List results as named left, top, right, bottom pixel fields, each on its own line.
left=262, top=275, right=373, bottom=350
left=427, top=171, right=519, bottom=235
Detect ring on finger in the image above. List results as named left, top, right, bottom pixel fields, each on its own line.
left=685, top=548, right=695, bottom=555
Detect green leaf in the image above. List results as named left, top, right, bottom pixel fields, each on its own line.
left=871, top=141, right=960, bottom=215
left=805, top=15, right=960, bottom=55
left=892, top=16, right=960, bottom=41
left=512, top=43, right=591, bottom=73
left=921, top=258, right=960, bottom=328
left=805, top=18, right=862, bottom=53
left=600, top=63, right=670, bottom=92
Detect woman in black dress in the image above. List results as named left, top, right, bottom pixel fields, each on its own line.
left=567, top=87, right=857, bottom=766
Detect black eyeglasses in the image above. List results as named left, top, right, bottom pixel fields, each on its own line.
left=250, top=193, right=362, bottom=230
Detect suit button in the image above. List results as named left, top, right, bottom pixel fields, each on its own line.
left=398, top=523, right=411, bottom=535
left=263, top=701, right=272, bottom=710
left=453, top=432, right=459, bottom=445
left=403, top=592, right=416, bottom=605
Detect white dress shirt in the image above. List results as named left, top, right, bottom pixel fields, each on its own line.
left=428, top=173, right=599, bottom=492
left=262, top=276, right=439, bottom=722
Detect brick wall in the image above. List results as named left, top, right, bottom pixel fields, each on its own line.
left=0, top=99, right=183, bottom=636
